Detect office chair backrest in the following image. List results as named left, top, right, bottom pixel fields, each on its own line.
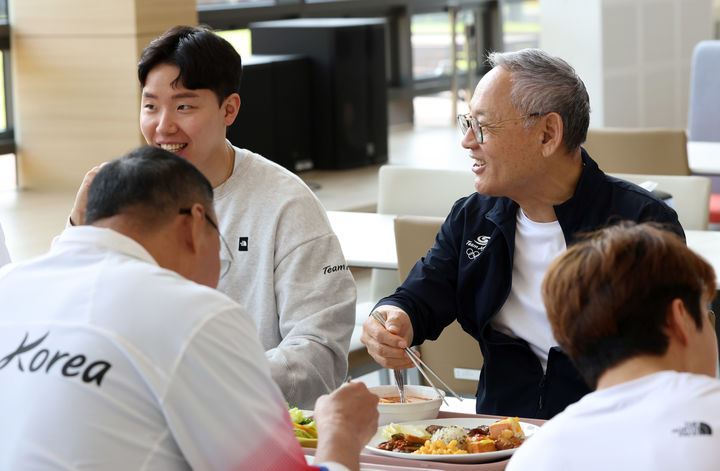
left=689, top=40, right=720, bottom=142
left=584, top=128, right=690, bottom=176
left=394, top=215, right=483, bottom=396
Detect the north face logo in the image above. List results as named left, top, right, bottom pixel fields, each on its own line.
left=672, top=422, right=713, bottom=436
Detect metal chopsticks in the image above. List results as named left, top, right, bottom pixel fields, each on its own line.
left=393, top=369, right=406, bottom=403
left=370, top=310, right=464, bottom=405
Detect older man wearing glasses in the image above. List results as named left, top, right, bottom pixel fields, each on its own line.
left=361, top=48, right=684, bottom=419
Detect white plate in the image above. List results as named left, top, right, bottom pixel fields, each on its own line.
left=365, top=418, right=539, bottom=464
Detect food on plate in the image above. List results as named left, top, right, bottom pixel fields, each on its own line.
left=414, top=425, right=470, bottom=455
left=489, top=416, right=523, bottom=439
left=376, top=417, right=526, bottom=455
left=378, top=395, right=430, bottom=403
left=377, top=423, right=430, bottom=452
left=381, top=423, right=431, bottom=441
left=288, top=405, right=317, bottom=439
left=430, top=425, right=467, bottom=448
left=466, top=425, right=497, bottom=454
left=377, top=433, right=427, bottom=453
left=414, top=438, right=467, bottom=455
left=487, top=416, right=525, bottom=450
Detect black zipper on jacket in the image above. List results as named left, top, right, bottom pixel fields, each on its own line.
left=537, top=373, right=547, bottom=412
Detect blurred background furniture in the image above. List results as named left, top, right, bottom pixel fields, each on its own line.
left=688, top=40, right=720, bottom=227
left=610, top=173, right=712, bottom=230
left=583, top=128, right=714, bottom=230
left=371, top=165, right=475, bottom=302
left=688, top=40, right=720, bottom=143
left=250, top=18, right=388, bottom=170
left=395, top=215, right=483, bottom=396
left=583, top=128, right=690, bottom=175
left=227, top=54, right=312, bottom=172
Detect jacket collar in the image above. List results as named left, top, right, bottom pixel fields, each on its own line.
left=56, top=225, right=158, bottom=266
left=482, top=148, right=603, bottom=244
left=553, top=148, right=606, bottom=243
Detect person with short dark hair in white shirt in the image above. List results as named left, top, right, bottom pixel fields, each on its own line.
left=0, top=146, right=378, bottom=471
left=507, top=222, right=720, bottom=471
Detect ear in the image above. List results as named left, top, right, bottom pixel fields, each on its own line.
left=666, top=298, right=693, bottom=346
left=178, top=204, right=207, bottom=256
left=539, top=112, right=564, bottom=157
left=222, top=93, right=241, bottom=127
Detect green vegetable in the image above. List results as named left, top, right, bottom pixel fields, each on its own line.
left=288, top=406, right=313, bottom=425
left=288, top=405, right=317, bottom=439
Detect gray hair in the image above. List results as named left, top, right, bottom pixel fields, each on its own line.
left=487, top=48, right=590, bottom=152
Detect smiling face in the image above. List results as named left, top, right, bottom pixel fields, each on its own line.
left=140, top=63, right=239, bottom=186
left=462, top=67, right=545, bottom=200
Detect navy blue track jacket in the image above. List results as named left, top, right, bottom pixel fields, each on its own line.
left=377, top=149, right=684, bottom=419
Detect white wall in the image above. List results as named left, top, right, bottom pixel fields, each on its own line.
left=540, top=0, right=713, bottom=129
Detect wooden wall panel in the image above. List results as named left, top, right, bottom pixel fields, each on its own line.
left=10, top=0, right=197, bottom=190
left=13, top=36, right=141, bottom=189
left=135, top=0, right=198, bottom=36
left=10, top=1, right=136, bottom=36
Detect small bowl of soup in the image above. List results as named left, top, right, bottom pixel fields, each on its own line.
left=369, top=384, right=444, bottom=426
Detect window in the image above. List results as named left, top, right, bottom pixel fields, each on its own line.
left=216, top=29, right=252, bottom=58
left=501, top=0, right=540, bottom=51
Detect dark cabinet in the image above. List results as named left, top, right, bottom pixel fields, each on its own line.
left=250, top=18, right=388, bottom=170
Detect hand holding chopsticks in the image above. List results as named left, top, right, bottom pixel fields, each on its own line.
left=370, top=310, right=464, bottom=405
left=359, top=305, right=416, bottom=370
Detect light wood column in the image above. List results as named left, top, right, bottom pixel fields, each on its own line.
left=10, top=0, right=197, bottom=190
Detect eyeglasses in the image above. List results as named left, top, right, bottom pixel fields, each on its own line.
left=457, top=113, right=541, bottom=145
left=179, top=208, right=233, bottom=280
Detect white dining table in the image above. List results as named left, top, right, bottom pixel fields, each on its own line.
left=688, top=141, right=720, bottom=175
left=327, top=210, right=398, bottom=270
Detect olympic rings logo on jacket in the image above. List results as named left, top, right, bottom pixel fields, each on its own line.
left=465, top=235, right=491, bottom=260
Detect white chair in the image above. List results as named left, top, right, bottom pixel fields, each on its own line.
left=370, top=165, right=476, bottom=301
left=610, top=173, right=711, bottom=231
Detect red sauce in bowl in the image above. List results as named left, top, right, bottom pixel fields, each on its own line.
left=378, top=395, right=430, bottom=404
